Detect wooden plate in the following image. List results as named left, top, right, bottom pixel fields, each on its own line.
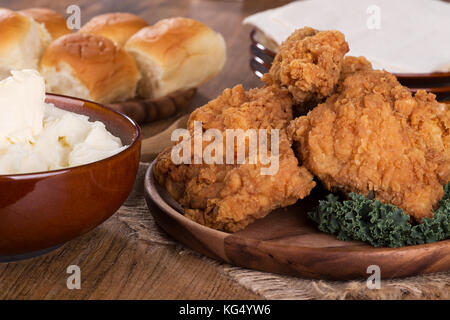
left=144, top=161, right=450, bottom=280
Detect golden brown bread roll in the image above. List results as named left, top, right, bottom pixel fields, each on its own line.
left=19, top=8, right=71, bottom=40
left=0, top=8, right=51, bottom=79
left=125, top=17, right=226, bottom=99
left=40, top=33, right=140, bottom=104
left=79, top=12, right=148, bottom=47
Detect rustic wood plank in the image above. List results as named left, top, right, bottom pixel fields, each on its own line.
left=0, top=213, right=262, bottom=299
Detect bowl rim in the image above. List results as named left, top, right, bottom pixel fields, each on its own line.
left=0, top=93, right=141, bottom=179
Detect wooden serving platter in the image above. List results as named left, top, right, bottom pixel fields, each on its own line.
left=144, top=161, right=450, bottom=280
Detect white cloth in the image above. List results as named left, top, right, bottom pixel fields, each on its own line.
left=244, top=0, right=450, bottom=73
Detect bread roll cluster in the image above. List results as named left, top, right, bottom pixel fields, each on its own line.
left=79, top=12, right=148, bottom=47
left=41, top=33, right=140, bottom=104
left=126, top=18, right=227, bottom=99
left=0, top=8, right=51, bottom=79
left=19, top=8, right=71, bottom=40
left=0, top=9, right=226, bottom=104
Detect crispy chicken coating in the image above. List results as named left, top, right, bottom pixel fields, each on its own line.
left=288, top=68, right=450, bottom=221
left=339, top=56, right=373, bottom=83
left=263, top=27, right=349, bottom=107
left=154, top=84, right=315, bottom=232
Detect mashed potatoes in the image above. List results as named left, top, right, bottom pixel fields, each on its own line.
left=0, top=70, right=126, bottom=175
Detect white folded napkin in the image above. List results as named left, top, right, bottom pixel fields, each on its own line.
left=244, top=0, right=450, bottom=73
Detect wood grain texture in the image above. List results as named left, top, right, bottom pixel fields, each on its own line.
left=0, top=214, right=261, bottom=299
left=0, top=0, right=294, bottom=299
left=145, top=162, right=450, bottom=280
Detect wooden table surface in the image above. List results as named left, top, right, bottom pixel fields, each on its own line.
left=0, top=0, right=293, bottom=299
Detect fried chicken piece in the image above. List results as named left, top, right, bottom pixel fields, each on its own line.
left=288, top=69, right=450, bottom=221
left=339, top=56, right=373, bottom=83
left=154, top=84, right=315, bottom=232
left=262, top=27, right=349, bottom=109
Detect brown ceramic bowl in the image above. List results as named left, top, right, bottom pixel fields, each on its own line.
left=0, top=94, right=141, bottom=262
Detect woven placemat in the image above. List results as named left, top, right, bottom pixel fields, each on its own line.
left=119, top=163, right=450, bottom=300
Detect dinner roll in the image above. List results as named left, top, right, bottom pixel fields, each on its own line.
left=125, top=17, right=226, bottom=99
left=0, top=8, right=51, bottom=79
left=40, top=33, right=140, bottom=104
left=19, top=8, right=71, bottom=40
left=80, top=12, right=148, bottom=47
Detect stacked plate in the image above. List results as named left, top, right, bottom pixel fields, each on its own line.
left=250, top=29, right=450, bottom=101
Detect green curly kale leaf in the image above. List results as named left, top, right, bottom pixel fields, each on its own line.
left=308, top=184, right=450, bottom=248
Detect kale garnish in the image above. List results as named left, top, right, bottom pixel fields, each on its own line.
left=308, top=184, right=450, bottom=247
